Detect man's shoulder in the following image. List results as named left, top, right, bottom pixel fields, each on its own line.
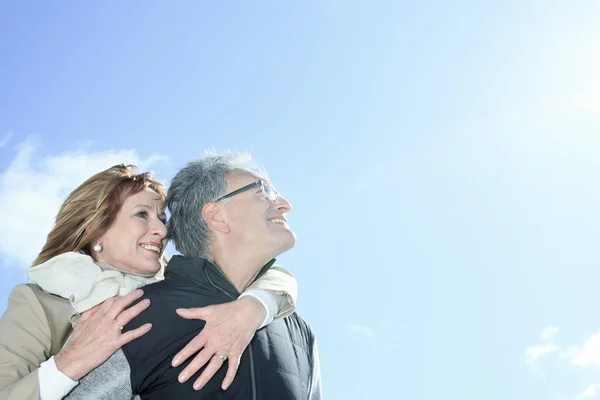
left=261, top=312, right=316, bottom=352
left=122, top=277, right=229, bottom=366
left=136, top=274, right=226, bottom=310
left=286, top=312, right=315, bottom=334
left=136, top=278, right=168, bottom=299
left=125, top=279, right=212, bottom=332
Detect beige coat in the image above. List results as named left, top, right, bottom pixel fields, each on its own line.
left=0, top=266, right=296, bottom=400
left=0, top=284, right=72, bottom=400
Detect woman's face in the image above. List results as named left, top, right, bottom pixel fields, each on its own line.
left=94, top=188, right=168, bottom=275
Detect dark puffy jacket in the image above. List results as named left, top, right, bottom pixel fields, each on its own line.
left=123, top=256, right=321, bottom=400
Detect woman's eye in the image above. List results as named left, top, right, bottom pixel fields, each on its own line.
left=136, top=211, right=149, bottom=219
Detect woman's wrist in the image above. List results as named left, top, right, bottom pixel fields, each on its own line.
left=54, top=347, right=86, bottom=381
left=236, top=295, right=267, bottom=330
left=39, top=357, right=79, bottom=400
left=239, top=289, right=278, bottom=328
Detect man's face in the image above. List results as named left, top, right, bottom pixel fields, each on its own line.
left=223, top=169, right=296, bottom=258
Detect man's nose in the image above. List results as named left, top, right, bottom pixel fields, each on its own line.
left=274, top=196, right=292, bottom=213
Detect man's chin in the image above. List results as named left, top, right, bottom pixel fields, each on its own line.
left=279, top=233, right=297, bottom=253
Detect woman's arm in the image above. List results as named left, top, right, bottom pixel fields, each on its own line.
left=0, top=285, right=153, bottom=400
left=0, top=284, right=53, bottom=400
left=171, top=264, right=299, bottom=391
left=244, top=264, right=298, bottom=320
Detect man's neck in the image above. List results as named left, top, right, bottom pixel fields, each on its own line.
left=206, top=246, right=272, bottom=293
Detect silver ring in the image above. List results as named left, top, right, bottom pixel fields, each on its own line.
left=217, top=354, right=227, bottom=361
left=116, top=321, right=124, bottom=331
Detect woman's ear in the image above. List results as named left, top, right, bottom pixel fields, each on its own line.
left=91, top=236, right=104, bottom=253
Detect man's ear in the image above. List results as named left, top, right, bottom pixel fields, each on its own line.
left=201, top=202, right=230, bottom=234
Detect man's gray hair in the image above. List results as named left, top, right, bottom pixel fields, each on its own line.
left=166, top=151, right=266, bottom=257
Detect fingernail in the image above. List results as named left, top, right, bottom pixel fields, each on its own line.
left=142, top=299, right=151, bottom=306
left=172, top=357, right=181, bottom=367
left=144, top=323, right=152, bottom=330
left=193, top=382, right=203, bottom=391
left=178, top=373, right=187, bottom=383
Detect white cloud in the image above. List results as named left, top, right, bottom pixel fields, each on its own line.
left=562, top=47, right=600, bottom=119
left=0, top=138, right=168, bottom=268
left=0, top=132, right=13, bottom=147
left=580, top=385, right=598, bottom=399
left=348, top=324, right=374, bottom=339
left=568, top=332, right=600, bottom=367
left=526, top=344, right=560, bottom=365
left=525, top=326, right=560, bottom=365
left=566, top=384, right=600, bottom=400
left=542, top=326, right=560, bottom=342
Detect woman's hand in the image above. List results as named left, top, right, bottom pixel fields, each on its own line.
left=171, top=296, right=267, bottom=391
left=54, top=289, right=152, bottom=381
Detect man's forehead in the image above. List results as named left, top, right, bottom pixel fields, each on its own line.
left=226, top=169, right=267, bottom=185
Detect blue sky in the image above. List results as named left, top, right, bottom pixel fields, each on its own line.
left=2, top=1, right=600, bottom=399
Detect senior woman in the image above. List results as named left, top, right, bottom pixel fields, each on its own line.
left=0, top=164, right=297, bottom=400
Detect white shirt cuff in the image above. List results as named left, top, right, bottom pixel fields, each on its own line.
left=239, top=289, right=278, bottom=329
left=39, top=356, right=79, bottom=400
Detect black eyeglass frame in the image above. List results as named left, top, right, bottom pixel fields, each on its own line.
left=215, top=180, right=278, bottom=202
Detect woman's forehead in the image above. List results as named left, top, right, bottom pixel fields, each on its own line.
left=124, top=188, right=164, bottom=205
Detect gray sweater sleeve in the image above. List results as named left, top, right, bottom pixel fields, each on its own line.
left=63, top=349, right=138, bottom=400
left=309, top=339, right=323, bottom=400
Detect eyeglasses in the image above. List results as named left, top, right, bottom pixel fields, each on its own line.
left=215, top=180, right=280, bottom=203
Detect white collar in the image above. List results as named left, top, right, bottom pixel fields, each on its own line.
left=26, top=252, right=163, bottom=323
